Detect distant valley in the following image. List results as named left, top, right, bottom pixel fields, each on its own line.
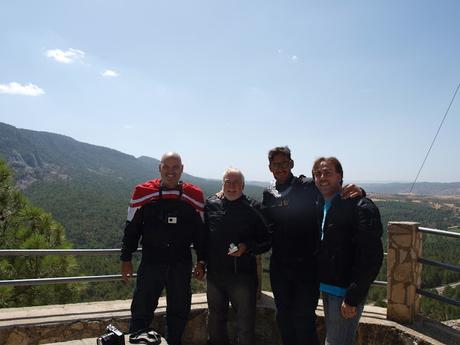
left=361, top=182, right=460, bottom=196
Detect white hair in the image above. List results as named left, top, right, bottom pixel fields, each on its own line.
left=222, top=168, right=245, bottom=185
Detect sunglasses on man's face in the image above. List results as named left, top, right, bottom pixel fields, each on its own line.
left=270, top=161, right=291, bottom=169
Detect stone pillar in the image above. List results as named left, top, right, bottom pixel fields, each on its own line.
left=386, top=221, right=422, bottom=323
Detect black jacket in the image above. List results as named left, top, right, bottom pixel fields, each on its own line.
left=317, top=196, right=383, bottom=306
left=121, top=197, right=205, bottom=264
left=204, top=195, right=270, bottom=275
left=262, top=175, right=319, bottom=270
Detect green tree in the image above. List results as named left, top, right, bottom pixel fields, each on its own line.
left=0, top=160, right=81, bottom=307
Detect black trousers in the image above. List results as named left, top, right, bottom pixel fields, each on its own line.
left=270, top=258, right=319, bottom=345
left=129, top=260, right=192, bottom=345
left=206, top=272, right=258, bottom=345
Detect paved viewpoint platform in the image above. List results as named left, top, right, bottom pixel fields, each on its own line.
left=0, top=292, right=457, bottom=345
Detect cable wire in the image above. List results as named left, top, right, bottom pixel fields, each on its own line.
left=409, top=82, right=460, bottom=193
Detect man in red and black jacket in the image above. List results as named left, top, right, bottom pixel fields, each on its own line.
left=120, top=152, right=205, bottom=345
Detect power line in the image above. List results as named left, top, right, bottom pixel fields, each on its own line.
left=409, top=82, right=460, bottom=194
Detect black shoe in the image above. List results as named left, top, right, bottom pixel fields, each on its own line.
left=129, top=328, right=162, bottom=344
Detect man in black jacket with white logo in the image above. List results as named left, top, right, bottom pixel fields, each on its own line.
left=312, top=157, right=383, bottom=345
left=204, top=168, right=271, bottom=345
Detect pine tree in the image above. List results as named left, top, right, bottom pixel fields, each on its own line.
left=0, top=160, right=81, bottom=307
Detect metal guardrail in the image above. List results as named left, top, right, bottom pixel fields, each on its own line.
left=0, top=274, right=137, bottom=286
left=418, top=257, right=460, bottom=274
left=0, top=248, right=141, bottom=256
left=0, top=249, right=141, bottom=287
left=418, top=226, right=460, bottom=239
left=0, top=248, right=388, bottom=288
left=417, top=288, right=460, bottom=307
left=372, top=280, right=387, bottom=287
left=416, top=226, right=460, bottom=308
left=0, top=231, right=447, bottom=297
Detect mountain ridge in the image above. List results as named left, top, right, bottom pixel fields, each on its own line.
left=2, top=122, right=459, bottom=194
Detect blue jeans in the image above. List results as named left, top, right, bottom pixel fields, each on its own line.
left=206, top=273, right=258, bottom=345
left=129, top=260, right=192, bottom=345
left=322, top=292, right=364, bottom=345
left=270, top=258, right=319, bottom=345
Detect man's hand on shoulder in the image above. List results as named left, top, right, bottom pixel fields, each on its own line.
left=341, top=184, right=364, bottom=199
left=215, top=189, right=224, bottom=199
left=121, top=261, right=133, bottom=283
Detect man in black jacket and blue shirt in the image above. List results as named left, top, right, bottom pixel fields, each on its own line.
left=203, top=168, right=270, bottom=345
left=312, top=157, right=383, bottom=345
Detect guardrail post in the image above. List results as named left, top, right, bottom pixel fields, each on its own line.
left=387, top=221, right=422, bottom=323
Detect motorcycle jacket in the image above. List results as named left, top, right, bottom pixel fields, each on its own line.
left=204, top=194, right=270, bottom=275
left=262, top=174, right=319, bottom=271
left=121, top=179, right=205, bottom=264
left=316, top=196, right=383, bottom=306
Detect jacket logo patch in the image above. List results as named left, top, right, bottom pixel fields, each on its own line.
left=167, top=216, right=178, bottom=224
left=275, top=199, right=289, bottom=207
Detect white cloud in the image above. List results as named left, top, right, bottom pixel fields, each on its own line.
left=0, top=82, right=45, bottom=96
left=278, top=49, right=300, bottom=63
left=45, top=48, right=85, bottom=64
left=123, top=124, right=133, bottom=129
left=102, top=69, right=119, bottom=77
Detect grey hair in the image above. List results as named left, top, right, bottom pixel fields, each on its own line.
left=222, top=168, right=245, bottom=185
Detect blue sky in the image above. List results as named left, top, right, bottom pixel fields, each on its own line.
left=1, top=1, right=459, bottom=182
